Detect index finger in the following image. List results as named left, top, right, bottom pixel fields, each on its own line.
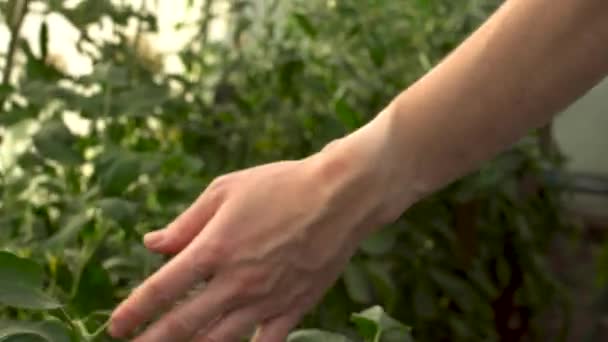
left=109, top=236, right=222, bottom=338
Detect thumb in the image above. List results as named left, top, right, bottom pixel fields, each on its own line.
left=144, top=190, right=221, bottom=254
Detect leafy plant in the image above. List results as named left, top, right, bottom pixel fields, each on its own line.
left=0, top=0, right=573, bottom=341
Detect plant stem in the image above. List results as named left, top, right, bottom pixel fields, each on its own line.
left=57, top=307, right=81, bottom=339
left=196, top=0, right=214, bottom=92
left=130, top=0, right=147, bottom=82
left=2, top=0, right=31, bottom=86
left=1, top=0, right=30, bottom=111
left=200, top=0, right=215, bottom=50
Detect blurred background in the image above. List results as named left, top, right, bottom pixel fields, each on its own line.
left=1, top=0, right=607, bottom=341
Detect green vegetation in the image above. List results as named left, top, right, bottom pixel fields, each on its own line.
left=0, top=0, right=578, bottom=340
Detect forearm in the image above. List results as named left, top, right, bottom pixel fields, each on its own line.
left=318, top=0, right=608, bottom=225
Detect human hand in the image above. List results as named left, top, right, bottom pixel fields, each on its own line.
left=108, top=129, right=409, bottom=341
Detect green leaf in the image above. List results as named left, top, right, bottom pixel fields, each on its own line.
left=288, top=329, right=351, bottom=342
left=32, top=119, right=82, bottom=165
left=413, top=285, right=436, bottom=319
left=91, top=63, right=129, bottom=88
left=351, top=306, right=413, bottom=342
left=334, top=98, right=361, bottom=131
left=416, top=0, right=431, bottom=12
left=449, top=317, right=474, bottom=340
left=0, top=252, right=61, bottom=310
left=72, top=261, right=114, bottom=316
left=0, top=84, right=13, bottom=103
left=469, top=262, right=498, bottom=298
left=367, top=32, right=386, bottom=67
left=46, top=213, right=90, bottom=249
left=0, top=283, right=60, bottom=310
left=363, top=261, right=397, bottom=311
left=17, top=151, right=45, bottom=169
left=0, top=320, right=70, bottom=342
left=343, top=261, right=373, bottom=304
left=98, top=153, right=141, bottom=196
left=114, top=85, right=169, bottom=117
left=4, top=0, right=18, bottom=30
left=97, top=198, right=137, bottom=228
left=59, top=0, right=113, bottom=27
left=496, top=257, right=511, bottom=289
left=0, top=252, right=43, bottom=286
left=20, top=41, right=63, bottom=81
left=360, top=228, right=398, bottom=256
left=430, top=269, right=484, bottom=314
left=19, top=82, right=62, bottom=106
left=292, top=13, right=317, bottom=37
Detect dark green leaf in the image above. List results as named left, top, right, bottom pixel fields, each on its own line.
left=496, top=257, right=511, bottom=288
left=0, top=84, right=13, bottom=103
left=288, top=329, right=351, bottom=342
left=32, top=119, right=82, bottom=165
left=72, top=261, right=114, bottom=315
left=0, top=252, right=61, bottom=310
left=98, top=153, right=141, bottom=196
left=60, top=0, right=113, bottom=27
left=351, top=306, right=413, bottom=342
left=430, top=269, right=485, bottom=315
left=114, top=85, right=169, bottom=117
left=97, top=197, right=137, bottom=228
left=20, top=41, right=63, bottom=81
left=17, top=152, right=44, bottom=170
left=343, top=261, right=373, bottom=304
left=46, top=213, right=90, bottom=249
left=449, top=317, right=474, bottom=339
left=0, top=283, right=61, bottom=310
left=292, top=13, right=317, bottom=37
left=0, top=252, right=43, bottom=287
left=360, top=228, right=398, bottom=256
left=367, top=32, right=386, bottom=67
left=364, top=261, right=397, bottom=311
left=413, top=286, right=436, bottom=318
left=334, top=98, right=361, bottom=131
left=0, top=320, right=70, bottom=342
left=416, top=0, right=431, bottom=12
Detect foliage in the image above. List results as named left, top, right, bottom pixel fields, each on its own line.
left=0, top=0, right=572, bottom=341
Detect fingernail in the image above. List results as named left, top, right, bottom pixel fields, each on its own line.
left=144, top=230, right=164, bottom=248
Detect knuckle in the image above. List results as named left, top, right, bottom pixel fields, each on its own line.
left=195, top=240, right=226, bottom=268
left=189, top=254, right=214, bottom=281
left=209, top=175, right=232, bottom=195
left=205, top=240, right=227, bottom=260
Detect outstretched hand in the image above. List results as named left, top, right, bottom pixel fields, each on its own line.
left=108, top=139, right=401, bottom=342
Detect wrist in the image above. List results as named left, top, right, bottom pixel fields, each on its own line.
left=309, top=107, right=422, bottom=231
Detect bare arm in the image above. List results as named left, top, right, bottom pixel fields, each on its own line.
left=110, top=1, right=608, bottom=341
left=325, top=0, right=608, bottom=223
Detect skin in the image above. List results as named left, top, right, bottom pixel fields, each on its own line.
left=109, top=0, right=608, bottom=341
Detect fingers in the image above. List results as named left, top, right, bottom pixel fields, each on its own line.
left=252, top=310, right=304, bottom=342
left=132, top=273, right=242, bottom=342
left=193, top=306, right=258, bottom=342
left=109, top=234, right=222, bottom=338
left=144, top=186, right=223, bottom=254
